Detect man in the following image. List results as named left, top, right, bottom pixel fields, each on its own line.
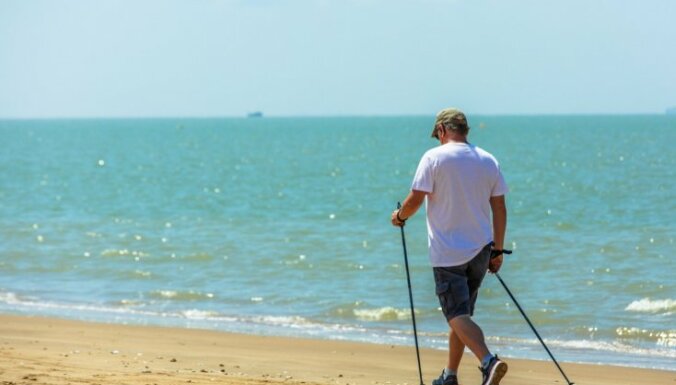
left=391, top=108, right=509, bottom=385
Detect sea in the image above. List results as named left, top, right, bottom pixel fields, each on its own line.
left=0, top=115, right=674, bottom=371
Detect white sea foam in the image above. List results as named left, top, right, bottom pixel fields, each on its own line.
left=157, top=290, right=178, bottom=298
left=181, top=309, right=219, bottom=320
left=100, top=248, right=149, bottom=257
left=353, top=307, right=413, bottom=321
left=0, top=290, right=159, bottom=317
left=250, top=315, right=311, bottom=327
left=0, top=291, right=361, bottom=337
left=625, top=298, right=676, bottom=314
left=616, top=327, right=676, bottom=347
left=0, top=291, right=21, bottom=305
left=486, top=335, right=676, bottom=360
left=150, top=290, right=215, bottom=300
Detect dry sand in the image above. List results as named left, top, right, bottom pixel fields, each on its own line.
left=0, top=314, right=672, bottom=385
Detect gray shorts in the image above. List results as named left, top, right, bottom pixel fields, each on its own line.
left=433, top=243, right=492, bottom=321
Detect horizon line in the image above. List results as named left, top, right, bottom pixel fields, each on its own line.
left=0, top=111, right=673, bottom=121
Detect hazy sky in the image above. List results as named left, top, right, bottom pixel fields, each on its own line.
left=1, top=0, right=674, bottom=118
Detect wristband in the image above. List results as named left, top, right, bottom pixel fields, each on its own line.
left=490, top=249, right=512, bottom=259
left=396, top=210, right=407, bottom=223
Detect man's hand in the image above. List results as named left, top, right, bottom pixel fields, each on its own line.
left=391, top=190, right=426, bottom=227
left=391, top=209, right=405, bottom=227
left=488, top=254, right=503, bottom=273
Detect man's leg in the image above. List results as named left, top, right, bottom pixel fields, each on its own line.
left=447, top=328, right=465, bottom=372
left=448, top=315, right=490, bottom=361
left=450, top=314, right=507, bottom=385
left=436, top=245, right=507, bottom=385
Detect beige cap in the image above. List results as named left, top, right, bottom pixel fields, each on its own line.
left=432, top=107, right=468, bottom=137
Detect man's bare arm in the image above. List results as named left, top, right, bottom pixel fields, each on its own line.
left=489, top=195, right=507, bottom=273
left=391, top=190, right=427, bottom=226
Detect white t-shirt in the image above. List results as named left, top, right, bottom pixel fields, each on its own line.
left=411, top=142, right=508, bottom=267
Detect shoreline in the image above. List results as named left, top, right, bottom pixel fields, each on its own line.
left=1, top=304, right=672, bottom=372
left=1, top=314, right=673, bottom=385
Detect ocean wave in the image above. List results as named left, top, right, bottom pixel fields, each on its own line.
left=101, top=249, right=150, bottom=258
left=625, top=298, right=676, bottom=314
left=181, top=309, right=221, bottom=320
left=0, top=290, right=160, bottom=317
left=353, top=307, right=414, bottom=321
left=616, top=327, right=676, bottom=347
left=0, top=291, right=21, bottom=305
left=0, top=290, right=362, bottom=335
left=486, top=335, right=676, bottom=360
left=328, top=302, right=431, bottom=322
left=250, top=315, right=313, bottom=327
left=149, top=290, right=215, bottom=301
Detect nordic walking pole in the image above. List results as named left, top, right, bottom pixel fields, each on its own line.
left=494, top=272, right=575, bottom=385
left=397, top=202, right=424, bottom=385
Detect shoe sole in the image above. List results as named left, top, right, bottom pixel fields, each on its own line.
left=486, top=361, right=508, bottom=385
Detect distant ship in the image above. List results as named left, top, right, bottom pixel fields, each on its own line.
left=247, top=111, right=263, bottom=118
left=666, top=107, right=676, bottom=115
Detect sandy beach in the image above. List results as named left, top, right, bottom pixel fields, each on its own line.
left=0, top=314, right=672, bottom=385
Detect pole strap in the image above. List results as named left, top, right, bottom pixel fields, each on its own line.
left=489, top=241, right=513, bottom=259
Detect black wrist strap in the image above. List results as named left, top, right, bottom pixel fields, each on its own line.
left=489, top=242, right=512, bottom=259
left=490, top=249, right=512, bottom=259
left=396, top=210, right=407, bottom=222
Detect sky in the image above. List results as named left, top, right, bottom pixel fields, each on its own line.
left=1, top=0, right=675, bottom=118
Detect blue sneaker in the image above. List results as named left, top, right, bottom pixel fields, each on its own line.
left=432, top=370, right=458, bottom=385
left=479, top=355, right=507, bottom=385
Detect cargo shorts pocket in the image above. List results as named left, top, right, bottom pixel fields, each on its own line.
left=435, top=281, right=451, bottom=296
left=435, top=272, right=470, bottom=319
left=435, top=281, right=451, bottom=314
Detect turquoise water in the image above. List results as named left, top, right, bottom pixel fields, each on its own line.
left=0, top=116, right=674, bottom=370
